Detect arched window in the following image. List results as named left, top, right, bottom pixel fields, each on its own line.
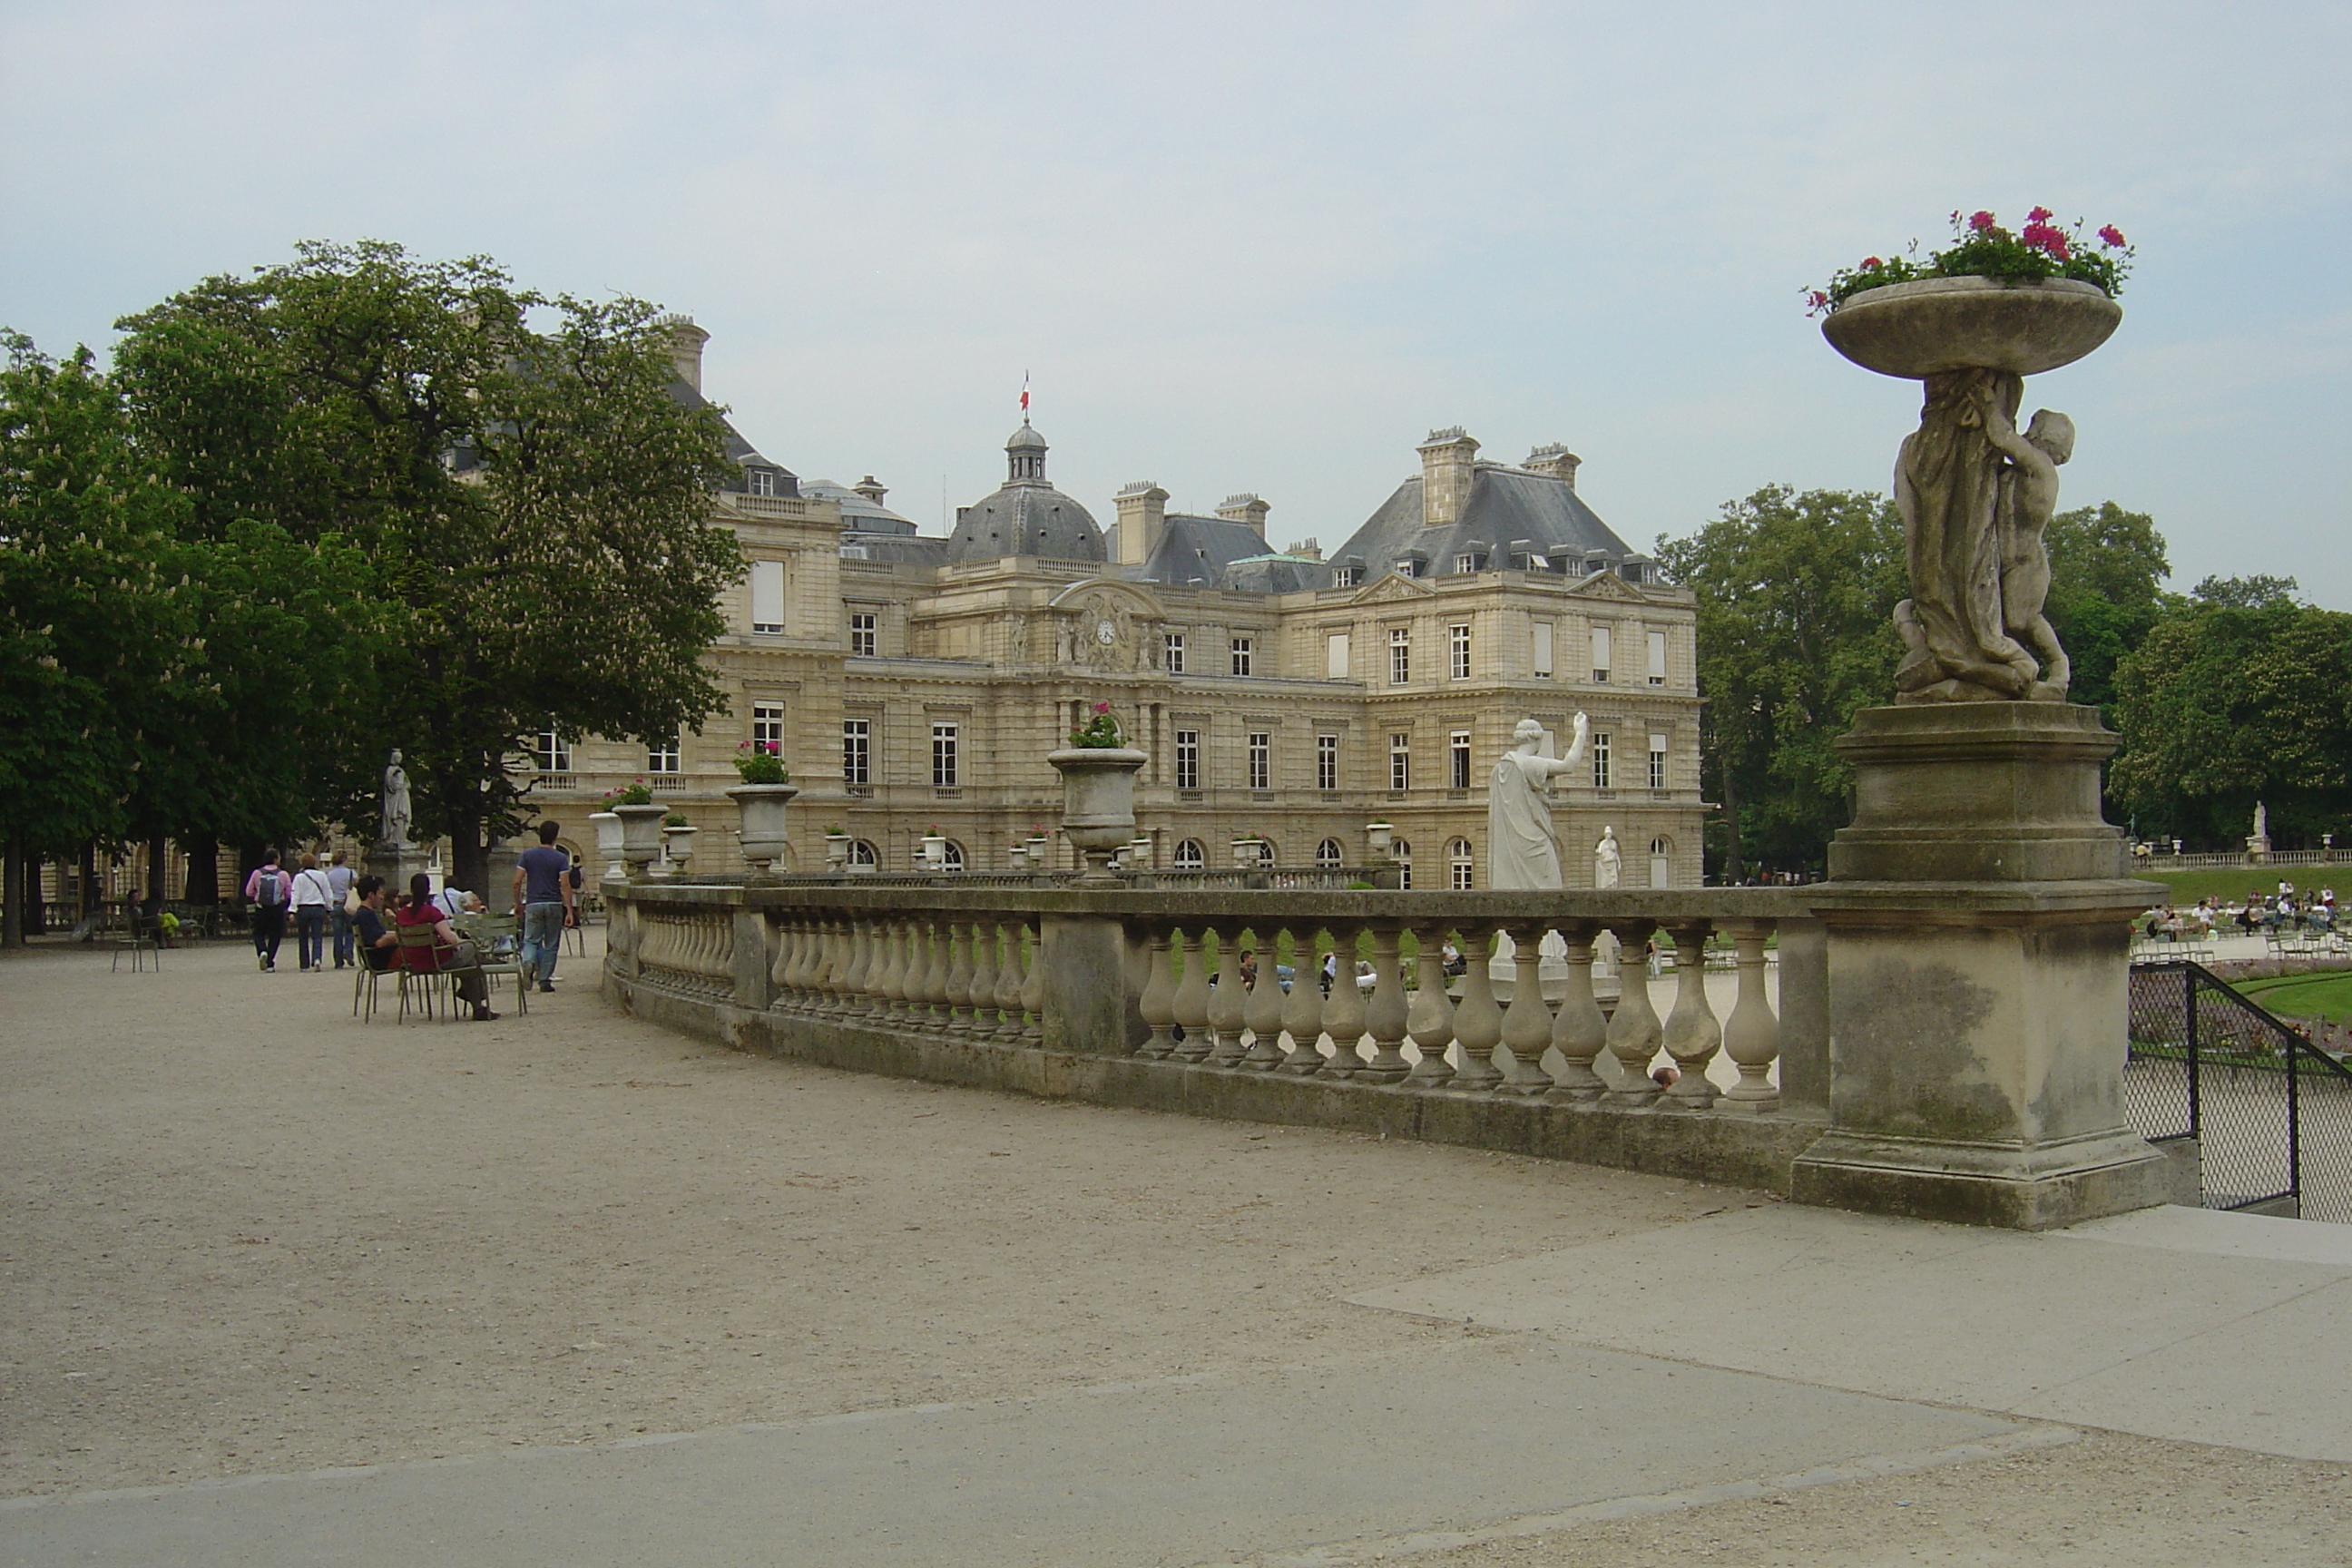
left=1448, top=837, right=1475, bottom=891
left=1254, top=838, right=1278, bottom=867
left=1392, top=838, right=1413, bottom=890
left=1173, top=838, right=1206, bottom=869
left=1315, top=838, right=1344, bottom=867
left=942, top=840, right=965, bottom=871
left=848, top=838, right=879, bottom=867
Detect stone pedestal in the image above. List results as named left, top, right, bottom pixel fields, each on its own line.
left=364, top=840, right=433, bottom=897
left=1791, top=703, right=2186, bottom=1230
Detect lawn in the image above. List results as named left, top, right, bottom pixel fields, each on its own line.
left=2233, top=969, right=2352, bottom=1028
left=2128, top=866, right=2348, bottom=907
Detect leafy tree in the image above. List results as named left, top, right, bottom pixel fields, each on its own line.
left=113, top=241, right=740, bottom=890
left=1654, top=487, right=1905, bottom=878
left=2110, top=583, right=2352, bottom=849
left=2042, top=502, right=2169, bottom=714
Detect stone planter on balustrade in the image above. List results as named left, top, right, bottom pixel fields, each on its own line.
left=726, top=784, right=799, bottom=877
left=589, top=811, right=624, bottom=883
left=660, top=824, right=699, bottom=877
left=611, top=804, right=668, bottom=879
left=1047, top=746, right=1146, bottom=886
left=823, top=833, right=849, bottom=874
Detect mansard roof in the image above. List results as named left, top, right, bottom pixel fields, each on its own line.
left=1319, top=465, right=1650, bottom=583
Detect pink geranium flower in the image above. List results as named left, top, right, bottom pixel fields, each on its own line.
left=2099, top=224, right=2127, bottom=248
left=1968, top=210, right=1996, bottom=232
left=2027, top=205, right=2053, bottom=223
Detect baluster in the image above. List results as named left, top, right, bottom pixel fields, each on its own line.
left=875, top=919, right=908, bottom=1016
left=1660, top=920, right=1722, bottom=1107
left=1449, top=925, right=1504, bottom=1091
left=965, top=919, right=1000, bottom=1037
left=919, top=919, right=953, bottom=1031
left=1604, top=918, right=1664, bottom=1103
left=1017, top=918, right=1044, bottom=1043
left=945, top=919, right=976, bottom=1035
left=1240, top=927, right=1289, bottom=1069
left=1318, top=923, right=1366, bottom=1078
left=994, top=920, right=1027, bottom=1039
left=820, top=919, right=849, bottom=1011
left=786, top=916, right=816, bottom=1007
left=1206, top=926, right=1250, bottom=1067
left=1357, top=923, right=1411, bottom=1082
left=1548, top=921, right=1608, bottom=1100
left=1405, top=923, right=1456, bottom=1087
left=1170, top=926, right=1215, bottom=1063
left=840, top=918, right=875, bottom=1012
left=1135, top=925, right=1180, bottom=1059
left=1277, top=926, right=1328, bottom=1073
left=1720, top=919, right=1780, bottom=1110
left=769, top=916, right=796, bottom=1000
left=1498, top=922, right=1556, bottom=1094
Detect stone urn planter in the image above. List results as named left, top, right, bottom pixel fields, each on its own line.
left=1048, top=746, right=1147, bottom=884
left=1821, top=276, right=2120, bottom=379
left=588, top=810, right=624, bottom=883
left=823, top=832, right=849, bottom=873
left=919, top=833, right=949, bottom=872
left=611, top=804, right=668, bottom=878
left=726, top=783, right=799, bottom=876
left=660, top=822, right=698, bottom=876
left=1231, top=838, right=1263, bottom=870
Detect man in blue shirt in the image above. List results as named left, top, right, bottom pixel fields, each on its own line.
left=511, top=819, right=576, bottom=992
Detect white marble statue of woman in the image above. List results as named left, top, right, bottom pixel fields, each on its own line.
left=380, top=749, right=413, bottom=847
left=1594, top=825, right=1622, bottom=889
left=1486, top=715, right=1589, bottom=888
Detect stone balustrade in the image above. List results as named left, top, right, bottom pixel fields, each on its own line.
left=603, top=881, right=1832, bottom=1193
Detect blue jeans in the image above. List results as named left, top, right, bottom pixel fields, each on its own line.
left=294, top=906, right=328, bottom=969
left=329, top=907, right=355, bottom=966
left=521, top=902, right=565, bottom=984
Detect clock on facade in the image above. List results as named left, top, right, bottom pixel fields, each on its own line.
left=1095, top=620, right=1117, bottom=646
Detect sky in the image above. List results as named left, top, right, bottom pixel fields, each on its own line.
left=5, top=0, right=2347, bottom=606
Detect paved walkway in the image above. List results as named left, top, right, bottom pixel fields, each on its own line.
left=4, top=936, right=2348, bottom=1565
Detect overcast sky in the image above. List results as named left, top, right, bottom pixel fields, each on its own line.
left=5, top=1, right=2346, bottom=606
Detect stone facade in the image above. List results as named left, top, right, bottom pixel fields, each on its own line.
left=531, top=334, right=1706, bottom=887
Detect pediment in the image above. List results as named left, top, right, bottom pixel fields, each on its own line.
left=1046, top=577, right=1161, bottom=616
left=1565, top=571, right=1651, bottom=603
left=1348, top=572, right=1436, bottom=605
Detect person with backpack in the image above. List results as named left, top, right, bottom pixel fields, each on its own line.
left=245, top=850, right=294, bottom=972
left=290, top=852, right=335, bottom=972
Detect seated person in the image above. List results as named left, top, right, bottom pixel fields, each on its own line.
left=433, top=886, right=485, bottom=921
left=395, top=873, right=498, bottom=1021
left=351, top=876, right=398, bottom=971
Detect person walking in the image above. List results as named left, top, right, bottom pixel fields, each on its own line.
left=244, top=851, right=293, bottom=972
left=289, top=853, right=335, bottom=972
left=325, top=849, right=358, bottom=969
left=512, top=819, right=575, bottom=993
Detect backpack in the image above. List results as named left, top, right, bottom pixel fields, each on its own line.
left=255, top=870, right=286, bottom=908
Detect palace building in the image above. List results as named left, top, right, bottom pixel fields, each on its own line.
left=534, top=324, right=1708, bottom=888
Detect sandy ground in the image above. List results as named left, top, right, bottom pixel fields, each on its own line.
left=5, top=934, right=2348, bottom=1564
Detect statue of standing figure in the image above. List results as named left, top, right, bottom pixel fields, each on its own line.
left=1486, top=715, right=1589, bottom=888
left=1594, top=826, right=1622, bottom=888
left=2254, top=801, right=2269, bottom=842
left=379, top=749, right=413, bottom=847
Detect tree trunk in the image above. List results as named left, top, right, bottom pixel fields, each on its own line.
left=2, top=838, right=20, bottom=948
left=450, top=819, right=490, bottom=900
left=20, top=847, right=46, bottom=936
left=1720, top=763, right=1745, bottom=885
left=147, top=834, right=169, bottom=903
left=78, top=840, right=101, bottom=918
left=184, top=836, right=219, bottom=905
left=236, top=841, right=265, bottom=910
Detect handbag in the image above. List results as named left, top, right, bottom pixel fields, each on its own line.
left=343, top=886, right=362, bottom=916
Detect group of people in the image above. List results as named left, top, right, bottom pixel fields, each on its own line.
left=238, top=821, right=581, bottom=1017
left=2143, top=884, right=2339, bottom=942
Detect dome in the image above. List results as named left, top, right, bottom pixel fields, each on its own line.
left=942, top=421, right=1107, bottom=565
left=1006, top=421, right=1048, bottom=451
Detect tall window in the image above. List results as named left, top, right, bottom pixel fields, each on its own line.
left=932, top=721, right=958, bottom=787
left=1449, top=623, right=1471, bottom=680
left=1389, top=628, right=1411, bottom=684
left=1325, top=632, right=1349, bottom=679
left=848, top=612, right=876, bottom=657
left=1316, top=733, right=1338, bottom=791
left=1392, top=838, right=1413, bottom=889
left=1173, top=729, right=1200, bottom=789
left=1591, top=624, right=1612, bottom=682
left=1591, top=730, right=1612, bottom=789
left=1316, top=838, right=1344, bottom=867
left=1246, top=731, right=1270, bottom=790
left=534, top=728, right=571, bottom=773
left=647, top=734, right=681, bottom=773
left=1173, top=838, right=1205, bottom=868
left=1448, top=838, right=1475, bottom=891
left=1449, top=730, right=1473, bottom=789
left=1230, top=637, right=1253, bottom=677
left=1533, top=621, right=1554, bottom=679
left=841, top=719, right=871, bottom=787
left=1164, top=632, right=1185, bottom=674
left=1648, top=630, right=1669, bottom=686
left=752, top=702, right=785, bottom=758
left=1649, top=732, right=1668, bottom=790
left=1389, top=731, right=1411, bottom=791
left=750, top=559, right=784, bottom=634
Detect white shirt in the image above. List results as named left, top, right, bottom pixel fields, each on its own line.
left=291, top=867, right=336, bottom=908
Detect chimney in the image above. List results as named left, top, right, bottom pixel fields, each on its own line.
left=1417, top=427, right=1480, bottom=527
left=1113, top=481, right=1168, bottom=566
left=1525, top=443, right=1582, bottom=492
left=1214, top=492, right=1270, bottom=536
left=1285, top=537, right=1321, bottom=562
left=660, top=314, right=709, bottom=395
left=852, top=475, right=888, bottom=506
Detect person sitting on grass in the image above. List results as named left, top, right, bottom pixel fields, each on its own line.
left=393, top=872, right=497, bottom=1022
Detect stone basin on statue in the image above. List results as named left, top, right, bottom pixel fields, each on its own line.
left=1822, top=276, right=2120, bottom=379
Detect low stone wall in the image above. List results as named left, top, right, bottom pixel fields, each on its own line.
left=609, top=966, right=1828, bottom=1194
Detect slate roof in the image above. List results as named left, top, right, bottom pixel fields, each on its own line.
left=1125, top=513, right=1279, bottom=588
left=943, top=424, right=1107, bottom=565
left=1318, top=466, right=1651, bottom=585
left=804, top=479, right=917, bottom=536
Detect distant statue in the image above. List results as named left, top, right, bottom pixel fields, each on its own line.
left=380, top=750, right=413, bottom=846
left=1984, top=395, right=2075, bottom=700
left=2254, top=801, right=2269, bottom=841
left=1594, top=826, right=1622, bottom=889
left=1486, top=715, right=1590, bottom=888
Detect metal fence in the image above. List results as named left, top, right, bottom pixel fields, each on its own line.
left=2125, top=959, right=2352, bottom=1222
